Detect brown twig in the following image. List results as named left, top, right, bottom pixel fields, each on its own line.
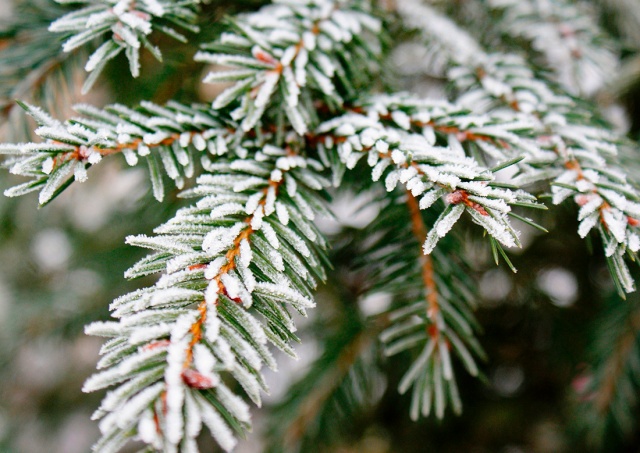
left=283, top=331, right=374, bottom=448
left=181, top=165, right=287, bottom=373
left=406, top=193, right=440, bottom=327
left=595, top=305, right=640, bottom=413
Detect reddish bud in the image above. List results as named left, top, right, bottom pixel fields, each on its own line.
left=78, top=145, right=90, bottom=160
left=445, top=190, right=466, bottom=205
left=222, top=288, right=243, bottom=305
left=628, top=216, right=640, bottom=227
left=142, top=340, right=170, bottom=351
left=182, top=369, right=215, bottom=389
left=472, top=204, right=489, bottom=216
left=575, top=194, right=591, bottom=206
left=252, top=48, right=277, bottom=65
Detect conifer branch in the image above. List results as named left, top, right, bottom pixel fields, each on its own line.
left=195, top=0, right=381, bottom=135
left=353, top=191, right=485, bottom=419
left=397, top=0, right=640, bottom=294
left=49, top=0, right=201, bottom=92
left=84, top=144, right=330, bottom=452
left=180, top=146, right=295, bottom=376
left=317, top=96, right=544, bottom=253
left=0, top=101, right=236, bottom=204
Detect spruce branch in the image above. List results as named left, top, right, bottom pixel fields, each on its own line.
left=459, top=57, right=640, bottom=292
left=49, top=0, right=201, bottom=92
left=397, top=0, right=640, bottom=294
left=313, top=96, right=542, bottom=418
left=397, top=191, right=467, bottom=419
left=316, top=96, right=544, bottom=253
left=194, top=0, right=382, bottom=135
left=0, top=101, right=237, bottom=204
left=4, top=0, right=640, bottom=449
left=355, top=191, right=485, bottom=419
left=2, top=0, right=385, bottom=206
left=84, top=143, right=330, bottom=452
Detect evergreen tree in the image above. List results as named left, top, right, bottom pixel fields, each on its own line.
left=1, top=0, right=640, bottom=451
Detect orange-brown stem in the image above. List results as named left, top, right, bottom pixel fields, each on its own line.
left=370, top=111, right=500, bottom=146
left=406, top=192, right=439, bottom=324
left=309, top=129, right=489, bottom=220
left=251, top=15, right=323, bottom=95
left=49, top=131, right=199, bottom=172
left=181, top=172, right=285, bottom=370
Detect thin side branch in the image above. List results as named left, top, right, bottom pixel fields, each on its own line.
left=406, top=192, right=439, bottom=322
left=181, top=150, right=293, bottom=377
left=595, top=304, right=640, bottom=413
left=283, top=331, right=373, bottom=448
